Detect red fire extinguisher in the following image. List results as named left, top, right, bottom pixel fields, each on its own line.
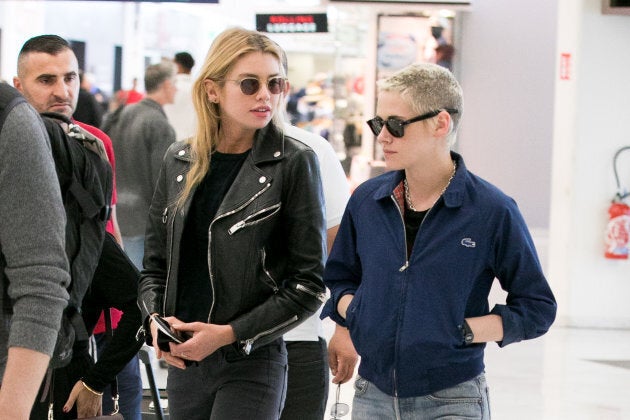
left=605, top=146, right=630, bottom=259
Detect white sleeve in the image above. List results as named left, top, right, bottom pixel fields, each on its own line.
left=317, top=141, right=350, bottom=229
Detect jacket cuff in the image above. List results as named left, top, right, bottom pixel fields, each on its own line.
left=142, top=315, right=154, bottom=346
left=490, top=304, right=519, bottom=347
left=320, top=292, right=348, bottom=327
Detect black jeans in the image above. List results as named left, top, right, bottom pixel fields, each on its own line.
left=167, top=338, right=288, bottom=419
left=281, top=337, right=330, bottom=420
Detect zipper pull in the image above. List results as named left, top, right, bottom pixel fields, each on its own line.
left=162, top=207, right=168, bottom=223
left=399, top=261, right=409, bottom=272
left=242, top=339, right=254, bottom=355
left=228, top=221, right=245, bottom=235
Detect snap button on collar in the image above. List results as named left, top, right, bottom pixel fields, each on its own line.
left=273, top=151, right=281, bottom=158
left=259, top=176, right=267, bottom=184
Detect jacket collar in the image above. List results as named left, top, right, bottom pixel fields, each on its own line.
left=251, top=124, right=285, bottom=164
left=373, top=151, right=466, bottom=209
left=172, top=124, right=285, bottom=164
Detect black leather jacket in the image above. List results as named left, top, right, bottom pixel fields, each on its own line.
left=138, top=124, right=326, bottom=354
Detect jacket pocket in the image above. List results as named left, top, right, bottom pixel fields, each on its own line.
left=259, top=248, right=279, bottom=293
left=345, top=290, right=364, bottom=355
left=228, top=204, right=281, bottom=235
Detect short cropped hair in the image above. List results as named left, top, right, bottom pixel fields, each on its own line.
left=378, top=62, right=463, bottom=143
left=17, top=34, right=71, bottom=76
left=174, top=52, right=195, bottom=72
left=144, top=62, right=175, bottom=94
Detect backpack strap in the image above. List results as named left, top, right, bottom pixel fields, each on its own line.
left=41, top=112, right=112, bottom=222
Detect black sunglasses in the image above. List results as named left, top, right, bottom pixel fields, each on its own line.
left=367, top=108, right=458, bottom=138
left=225, top=77, right=286, bottom=96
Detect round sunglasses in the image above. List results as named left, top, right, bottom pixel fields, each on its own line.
left=367, top=108, right=458, bottom=138
left=224, top=77, right=286, bottom=96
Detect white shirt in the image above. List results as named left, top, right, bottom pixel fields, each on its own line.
left=282, top=123, right=351, bottom=341
left=164, top=73, right=196, bottom=141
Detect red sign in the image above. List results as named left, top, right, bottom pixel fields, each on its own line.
left=256, top=13, right=328, bottom=33
left=560, top=53, right=571, bottom=81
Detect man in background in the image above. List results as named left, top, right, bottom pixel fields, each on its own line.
left=164, top=51, right=196, bottom=141
left=108, top=61, right=177, bottom=269
left=0, top=82, right=70, bottom=419
left=74, top=71, right=104, bottom=127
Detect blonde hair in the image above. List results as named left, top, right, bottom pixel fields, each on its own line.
left=378, top=63, right=463, bottom=146
left=180, top=27, right=286, bottom=205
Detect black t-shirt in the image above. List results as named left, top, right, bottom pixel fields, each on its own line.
left=176, top=150, right=250, bottom=322
left=404, top=204, right=427, bottom=257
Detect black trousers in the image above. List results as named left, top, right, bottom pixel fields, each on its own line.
left=281, top=337, right=330, bottom=420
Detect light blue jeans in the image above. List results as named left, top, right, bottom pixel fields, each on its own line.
left=122, top=235, right=144, bottom=271
left=352, top=373, right=490, bottom=420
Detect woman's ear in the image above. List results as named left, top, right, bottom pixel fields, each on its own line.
left=434, top=110, right=452, bottom=137
left=204, top=79, right=219, bottom=103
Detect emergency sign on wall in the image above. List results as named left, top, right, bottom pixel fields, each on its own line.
left=256, top=14, right=328, bottom=34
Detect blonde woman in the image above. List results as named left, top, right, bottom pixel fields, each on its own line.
left=138, top=27, right=326, bottom=419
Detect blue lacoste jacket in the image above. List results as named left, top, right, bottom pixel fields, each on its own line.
left=321, top=152, right=556, bottom=398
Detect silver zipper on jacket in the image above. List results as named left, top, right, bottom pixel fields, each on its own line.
left=260, top=248, right=279, bottom=292
left=392, top=192, right=437, bottom=271
left=240, top=315, right=298, bottom=355
left=295, top=284, right=326, bottom=303
left=227, top=203, right=281, bottom=235
left=391, top=196, right=410, bottom=272
left=391, top=189, right=439, bottom=400
left=163, top=205, right=177, bottom=315
left=207, top=183, right=273, bottom=323
left=390, top=196, right=405, bottom=405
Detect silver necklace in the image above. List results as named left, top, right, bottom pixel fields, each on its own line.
left=404, top=161, right=457, bottom=211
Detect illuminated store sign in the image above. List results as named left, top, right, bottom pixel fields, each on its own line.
left=256, top=14, right=328, bottom=33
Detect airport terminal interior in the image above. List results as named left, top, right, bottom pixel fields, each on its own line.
left=2, top=0, right=630, bottom=418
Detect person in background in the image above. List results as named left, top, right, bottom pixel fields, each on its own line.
left=108, top=62, right=177, bottom=270
left=138, top=27, right=326, bottom=419
left=278, top=50, right=358, bottom=420
left=74, top=71, right=104, bottom=127
left=120, top=77, right=144, bottom=105
left=322, top=62, right=557, bottom=419
left=13, top=34, right=142, bottom=419
left=164, top=51, right=197, bottom=141
left=0, top=82, right=70, bottom=420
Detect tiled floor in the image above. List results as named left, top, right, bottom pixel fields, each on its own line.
left=143, top=322, right=630, bottom=419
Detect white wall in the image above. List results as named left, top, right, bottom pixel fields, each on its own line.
left=549, top=0, right=630, bottom=328
left=457, top=0, right=557, bottom=230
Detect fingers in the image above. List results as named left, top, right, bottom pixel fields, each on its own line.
left=328, top=349, right=339, bottom=376
left=62, top=381, right=81, bottom=413
left=162, top=348, right=188, bottom=370
left=334, top=359, right=356, bottom=384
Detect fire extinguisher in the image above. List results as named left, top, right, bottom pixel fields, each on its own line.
left=605, top=146, right=630, bottom=259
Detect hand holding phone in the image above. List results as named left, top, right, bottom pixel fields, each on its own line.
left=151, top=314, right=190, bottom=350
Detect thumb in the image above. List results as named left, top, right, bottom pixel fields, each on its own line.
left=63, top=381, right=81, bottom=412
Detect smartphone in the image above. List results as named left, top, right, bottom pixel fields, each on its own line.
left=151, top=314, right=190, bottom=344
